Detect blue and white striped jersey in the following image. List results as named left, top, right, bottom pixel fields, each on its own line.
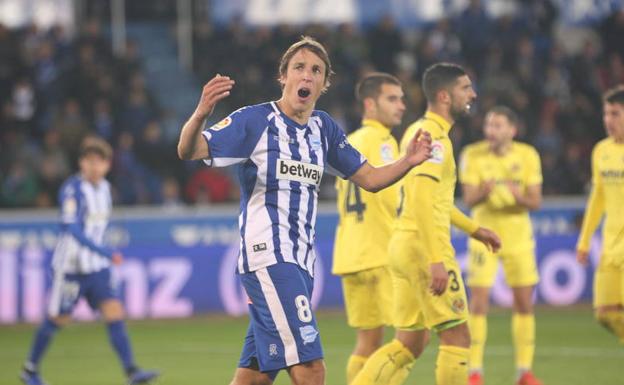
left=52, top=174, right=113, bottom=274
left=203, top=102, right=366, bottom=276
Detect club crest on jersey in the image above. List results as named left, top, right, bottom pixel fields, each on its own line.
left=451, top=298, right=466, bottom=314
left=299, top=325, right=319, bottom=345
left=380, top=143, right=394, bottom=163
left=276, top=159, right=323, bottom=186
left=428, top=141, right=444, bottom=164
left=210, top=117, right=232, bottom=131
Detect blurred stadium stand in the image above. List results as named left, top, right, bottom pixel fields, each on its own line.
left=1, top=0, right=624, bottom=208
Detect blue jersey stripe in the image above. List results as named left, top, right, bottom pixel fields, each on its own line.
left=286, top=125, right=303, bottom=266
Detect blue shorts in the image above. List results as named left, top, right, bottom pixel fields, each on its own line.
left=47, top=268, right=119, bottom=317
left=238, top=263, right=323, bottom=375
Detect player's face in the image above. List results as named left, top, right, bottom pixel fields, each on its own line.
left=484, top=113, right=516, bottom=149
left=449, top=75, right=477, bottom=119
left=603, top=102, right=624, bottom=142
left=79, top=153, right=111, bottom=184
left=279, top=48, right=327, bottom=114
left=370, top=83, right=405, bottom=128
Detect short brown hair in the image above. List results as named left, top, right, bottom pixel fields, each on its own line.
left=80, top=136, right=113, bottom=160
left=355, top=72, right=402, bottom=104
left=486, top=105, right=519, bottom=127
left=422, top=62, right=467, bottom=103
left=603, top=84, right=624, bottom=105
left=278, top=36, right=333, bottom=88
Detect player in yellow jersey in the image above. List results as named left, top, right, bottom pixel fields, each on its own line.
left=459, top=106, right=544, bottom=385
left=577, top=85, right=624, bottom=345
left=333, top=72, right=405, bottom=384
left=352, top=62, right=501, bottom=385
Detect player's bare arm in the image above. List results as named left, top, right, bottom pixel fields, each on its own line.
left=350, top=129, right=432, bottom=192
left=507, top=182, right=542, bottom=210
left=462, top=180, right=494, bottom=207
left=178, top=74, right=235, bottom=160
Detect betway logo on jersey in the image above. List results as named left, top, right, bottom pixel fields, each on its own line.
left=276, top=159, right=323, bottom=186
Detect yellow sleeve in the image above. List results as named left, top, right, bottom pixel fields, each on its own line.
left=451, top=206, right=480, bottom=235
left=410, top=174, right=444, bottom=263
left=526, top=147, right=543, bottom=185
left=577, top=146, right=605, bottom=252
left=459, top=147, right=479, bottom=186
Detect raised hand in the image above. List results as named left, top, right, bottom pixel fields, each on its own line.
left=405, top=129, right=433, bottom=166
left=194, top=74, right=236, bottom=119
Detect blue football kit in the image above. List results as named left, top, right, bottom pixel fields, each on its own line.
left=202, top=101, right=366, bottom=373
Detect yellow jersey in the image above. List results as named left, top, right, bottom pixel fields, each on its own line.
left=459, top=141, right=542, bottom=249
left=577, top=138, right=624, bottom=266
left=396, top=111, right=456, bottom=262
left=332, top=119, right=400, bottom=275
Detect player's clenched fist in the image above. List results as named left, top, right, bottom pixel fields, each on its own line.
left=194, top=74, right=236, bottom=119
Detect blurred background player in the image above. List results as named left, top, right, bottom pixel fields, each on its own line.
left=459, top=106, right=544, bottom=385
left=577, top=85, right=624, bottom=345
left=351, top=63, right=501, bottom=385
left=20, top=137, right=159, bottom=385
left=332, top=72, right=406, bottom=384
left=177, top=36, right=431, bottom=385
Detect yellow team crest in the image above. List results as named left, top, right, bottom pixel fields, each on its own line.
left=451, top=298, right=465, bottom=314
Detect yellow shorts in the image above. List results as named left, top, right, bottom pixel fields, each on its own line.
left=341, top=266, right=393, bottom=329
left=467, top=240, right=539, bottom=288
left=388, top=231, right=468, bottom=331
left=594, top=257, right=624, bottom=308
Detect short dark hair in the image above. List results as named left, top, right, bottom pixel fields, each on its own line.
left=278, top=36, right=333, bottom=88
left=422, top=62, right=467, bottom=103
left=486, top=105, right=519, bottom=127
left=355, top=72, right=402, bottom=104
left=603, top=85, right=624, bottom=105
left=80, top=136, right=112, bottom=160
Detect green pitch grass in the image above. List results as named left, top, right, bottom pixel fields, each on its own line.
left=1, top=306, right=621, bottom=385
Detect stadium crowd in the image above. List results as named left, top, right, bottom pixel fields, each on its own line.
left=1, top=1, right=624, bottom=208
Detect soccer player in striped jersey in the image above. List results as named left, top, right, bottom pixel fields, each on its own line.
left=177, top=36, right=432, bottom=385
left=21, top=137, right=158, bottom=385
left=351, top=63, right=501, bottom=385
left=577, top=85, right=624, bottom=345
left=332, top=72, right=406, bottom=384
left=460, top=106, right=544, bottom=385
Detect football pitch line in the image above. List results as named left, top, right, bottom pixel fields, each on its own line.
left=2, top=344, right=622, bottom=359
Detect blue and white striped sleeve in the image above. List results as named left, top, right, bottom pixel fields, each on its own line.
left=323, top=114, right=367, bottom=179
left=202, top=106, right=264, bottom=167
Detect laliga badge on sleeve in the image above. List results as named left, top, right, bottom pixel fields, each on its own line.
left=428, top=141, right=444, bottom=164
left=210, top=116, right=232, bottom=131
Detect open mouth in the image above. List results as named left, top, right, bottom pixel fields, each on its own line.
left=298, top=88, right=311, bottom=98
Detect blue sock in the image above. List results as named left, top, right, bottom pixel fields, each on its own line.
left=107, top=320, right=136, bottom=372
left=27, top=319, right=59, bottom=368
